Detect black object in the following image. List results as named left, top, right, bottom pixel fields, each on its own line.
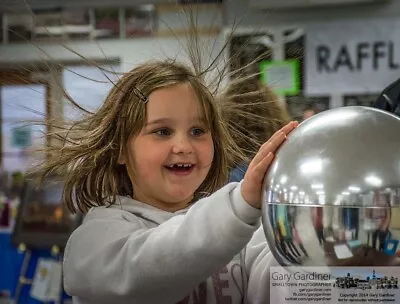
left=374, top=79, right=400, bottom=117
left=12, top=175, right=82, bottom=250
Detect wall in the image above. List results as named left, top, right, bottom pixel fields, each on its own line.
left=1, top=36, right=191, bottom=72
left=225, top=0, right=400, bottom=29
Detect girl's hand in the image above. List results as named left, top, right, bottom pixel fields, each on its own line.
left=241, top=121, right=298, bottom=209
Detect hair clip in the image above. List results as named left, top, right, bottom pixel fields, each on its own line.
left=133, top=86, right=148, bottom=104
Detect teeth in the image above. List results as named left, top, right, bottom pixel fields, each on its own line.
left=167, top=164, right=192, bottom=168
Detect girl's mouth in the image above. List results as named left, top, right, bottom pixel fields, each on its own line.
left=165, top=163, right=194, bottom=175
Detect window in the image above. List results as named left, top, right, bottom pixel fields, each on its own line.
left=63, top=64, right=121, bottom=122
left=1, top=85, right=46, bottom=172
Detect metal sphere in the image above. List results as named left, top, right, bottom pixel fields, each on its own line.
left=262, top=106, right=400, bottom=268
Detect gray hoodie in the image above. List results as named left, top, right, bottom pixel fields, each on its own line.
left=63, top=182, right=277, bottom=304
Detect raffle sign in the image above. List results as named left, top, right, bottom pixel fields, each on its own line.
left=305, top=19, right=400, bottom=96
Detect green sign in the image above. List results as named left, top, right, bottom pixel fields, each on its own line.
left=12, top=126, right=32, bottom=148
left=260, top=60, right=300, bottom=96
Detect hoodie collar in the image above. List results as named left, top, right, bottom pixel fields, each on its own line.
left=109, top=195, right=190, bottom=224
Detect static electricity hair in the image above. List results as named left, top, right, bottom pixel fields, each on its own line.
left=221, top=72, right=292, bottom=162
left=16, top=5, right=293, bottom=213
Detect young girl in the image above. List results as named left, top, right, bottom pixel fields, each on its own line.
left=38, top=60, right=297, bottom=304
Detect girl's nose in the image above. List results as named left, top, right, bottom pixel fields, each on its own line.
left=171, top=135, right=193, bottom=154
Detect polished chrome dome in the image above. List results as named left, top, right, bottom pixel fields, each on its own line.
left=262, top=106, right=400, bottom=267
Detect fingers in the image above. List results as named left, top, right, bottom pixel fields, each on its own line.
left=241, top=121, right=299, bottom=208
left=281, top=121, right=299, bottom=135
left=254, top=121, right=298, bottom=162
left=252, top=152, right=274, bottom=184
left=259, top=121, right=297, bottom=150
left=241, top=151, right=275, bottom=208
left=251, top=134, right=280, bottom=166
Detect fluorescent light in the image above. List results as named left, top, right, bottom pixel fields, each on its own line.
left=311, top=184, right=324, bottom=189
left=280, top=176, right=288, bottom=184
left=348, top=186, right=361, bottom=193
left=365, top=175, right=382, bottom=187
left=300, top=158, right=322, bottom=175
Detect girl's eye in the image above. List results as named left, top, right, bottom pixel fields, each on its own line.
left=154, top=128, right=171, bottom=137
left=191, top=127, right=206, bottom=137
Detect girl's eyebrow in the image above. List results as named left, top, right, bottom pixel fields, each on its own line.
left=145, top=118, right=172, bottom=127
left=145, top=117, right=206, bottom=127
left=192, top=117, right=207, bottom=124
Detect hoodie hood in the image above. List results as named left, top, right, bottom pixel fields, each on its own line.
left=85, top=195, right=191, bottom=225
